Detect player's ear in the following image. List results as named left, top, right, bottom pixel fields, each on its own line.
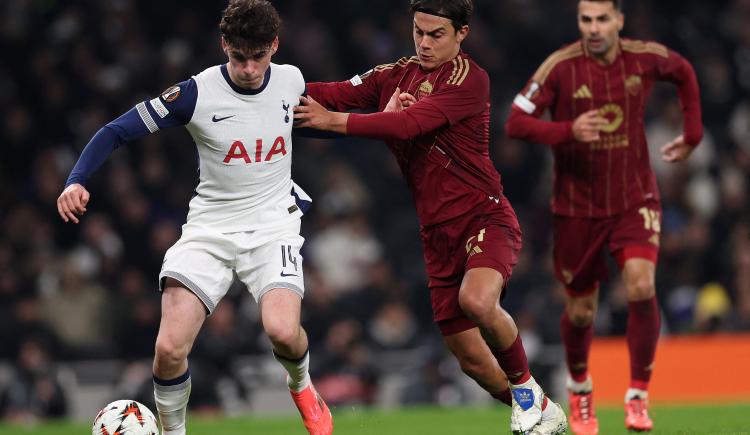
left=456, top=25, right=469, bottom=44
left=271, top=36, right=279, bottom=55
left=617, top=12, right=625, bottom=31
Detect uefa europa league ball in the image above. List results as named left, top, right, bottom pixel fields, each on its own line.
left=92, top=400, right=160, bottom=435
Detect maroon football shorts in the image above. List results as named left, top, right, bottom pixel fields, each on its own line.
left=420, top=199, right=522, bottom=336
left=553, top=200, right=661, bottom=296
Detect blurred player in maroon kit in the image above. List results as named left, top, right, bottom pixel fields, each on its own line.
left=295, top=0, right=567, bottom=433
left=505, top=1, right=703, bottom=433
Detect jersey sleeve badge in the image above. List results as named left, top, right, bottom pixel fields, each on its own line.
left=161, top=85, right=181, bottom=102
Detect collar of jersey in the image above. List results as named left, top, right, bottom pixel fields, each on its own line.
left=220, top=64, right=271, bottom=95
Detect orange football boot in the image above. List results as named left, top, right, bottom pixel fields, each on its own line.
left=568, top=390, right=599, bottom=435
left=290, top=383, right=333, bottom=435
left=625, top=397, right=653, bottom=432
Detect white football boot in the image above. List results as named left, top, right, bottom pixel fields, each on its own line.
left=530, top=400, right=568, bottom=435
left=510, top=376, right=544, bottom=434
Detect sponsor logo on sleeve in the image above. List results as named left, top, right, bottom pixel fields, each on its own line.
left=149, top=97, right=170, bottom=118
left=524, top=81, right=541, bottom=99
left=161, top=85, right=181, bottom=102
left=349, top=74, right=363, bottom=86
left=512, top=81, right=541, bottom=114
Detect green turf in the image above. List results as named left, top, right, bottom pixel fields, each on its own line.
left=1, top=403, right=748, bottom=434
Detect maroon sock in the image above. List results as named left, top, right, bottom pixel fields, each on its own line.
left=491, top=389, right=512, bottom=406
left=491, top=334, right=531, bottom=385
left=627, top=297, right=660, bottom=389
left=560, top=312, right=594, bottom=383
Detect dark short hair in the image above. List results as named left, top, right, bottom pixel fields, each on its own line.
left=409, top=0, right=474, bottom=31
left=579, top=0, right=623, bottom=11
left=220, top=0, right=281, bottom=52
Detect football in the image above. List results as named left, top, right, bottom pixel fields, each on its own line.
left=91, top=400, right=160, bottom=435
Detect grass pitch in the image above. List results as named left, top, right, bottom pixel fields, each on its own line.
left=1, top=403, right=748, bottom=434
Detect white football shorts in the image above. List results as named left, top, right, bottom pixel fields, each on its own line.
left=158, top=219, right=305, bottom=314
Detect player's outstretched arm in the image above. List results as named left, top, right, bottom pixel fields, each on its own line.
left=58, top=79, right=196, bottom=224
left=57, top=183, right=90, bottom=224
left=293, top=96, right=350, bottom=134
left=297, top=85, right=448, bottom=142
left=505, top=108, right=606, bottom=145
left=505, top=108, right=573, bottom=146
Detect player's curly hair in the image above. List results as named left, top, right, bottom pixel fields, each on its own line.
left=409, top=0, right=473, bottom=31
left=220, top=0, right=281, bottom=52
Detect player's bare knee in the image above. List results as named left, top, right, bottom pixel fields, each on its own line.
left=458, top=290, right=497, bottom=324
left=566, top=293, right=597, bottom=326
left=263, top=318, right=300, bottom=348
left=154, top=336, right=189, bottom=369
left=628, top=276, right=655, bottom=301
left=568, top=303, right=595, bottom=327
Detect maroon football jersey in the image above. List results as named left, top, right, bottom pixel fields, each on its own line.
left=506, top=39, right=703, bottom=217
left=308, top=53, right=507, bottom=227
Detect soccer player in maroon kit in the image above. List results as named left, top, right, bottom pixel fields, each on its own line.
left=505, top=1, right=703, bottom=433
left=294, top=1, right=568, bottom=434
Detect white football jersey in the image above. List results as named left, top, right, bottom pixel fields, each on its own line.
left=139, top=63, right=310, bottom=232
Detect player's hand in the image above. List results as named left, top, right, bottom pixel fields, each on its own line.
left=384, top=87, right=404, bottom=112
left=572, top=110, right=607, bottom=143
left=294, top=96, right=348, bottom=134
left=399, top=90, right=416, bottom=108
left=384, top=87, right=417, bottom=113
left=294, top=96, right=333, bottom=129
left=57, top=183, right=90, bottom=224
left=660, top=135, right=694, bottom=163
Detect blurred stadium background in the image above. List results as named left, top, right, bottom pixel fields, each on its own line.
left=1, top=0, right=749, bottom=430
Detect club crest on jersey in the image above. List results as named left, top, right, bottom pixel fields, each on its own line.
left=161, top=85, right=181, bottom=102
left=417, top=80, right=433, bottom=99
left=282, top=100, right=290, bottom=123
left=625, top=75, right=643, bottom=96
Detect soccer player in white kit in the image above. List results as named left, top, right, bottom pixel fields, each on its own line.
left=56, top=1, right=333, bottom=434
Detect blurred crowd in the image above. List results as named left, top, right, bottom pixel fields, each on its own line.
left=1, top=0, right=749, bottom=421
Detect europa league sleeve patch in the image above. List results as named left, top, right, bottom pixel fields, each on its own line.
left=161, top=85, right=181, bottom=102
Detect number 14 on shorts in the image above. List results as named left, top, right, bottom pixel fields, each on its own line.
left=280, top=245, right=299, bottom=277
